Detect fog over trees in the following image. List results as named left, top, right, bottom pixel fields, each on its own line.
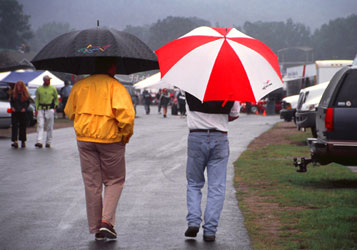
left=1, top=0, right=356, bottom=63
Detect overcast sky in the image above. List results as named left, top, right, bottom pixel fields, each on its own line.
left=19, top=0, right=357, bottom=32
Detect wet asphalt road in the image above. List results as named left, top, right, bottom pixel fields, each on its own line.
left=0, top=105, right=279, bottom=250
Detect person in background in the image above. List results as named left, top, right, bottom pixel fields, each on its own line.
left=34, top=75, right=59, bottom=148
left=64, top=60, right=135, bottom=241
left=142, top=88, right=152, bottom=115
left=177, top=89, right=186, bottom=117
left=183, top=92, right=240, bottom=242
left=160, top=88, right=170, bottom=118
left=59, top=80, right=72, bottom=118
left=156, top=89, right=162, bottom=114
left=10, top=81, right=30, bottom=148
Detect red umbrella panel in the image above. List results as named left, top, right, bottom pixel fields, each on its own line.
left=155, top=26, right=283, bottom=102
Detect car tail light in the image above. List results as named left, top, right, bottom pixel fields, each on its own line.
left=325, top=108, right=334, bottom=132
left=7, top=108, right=12, bottom=113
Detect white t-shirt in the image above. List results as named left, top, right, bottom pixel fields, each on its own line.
left=186, top=101, right=240, bottom=132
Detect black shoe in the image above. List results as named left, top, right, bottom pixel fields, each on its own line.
left=99, top=222, right=117, bottom=239
left=21, top=142, right=26, bottom=148
left=35, top=143, right=43, bottom=148
left=11, top=142, right=18, bottom=149
left=203, top=234, right=216, bottom=242
left=45, top=143, right=51, bottom=148
left=185, top=226, right=199, bottom=237
left=95, top=232, right=106, bottom=241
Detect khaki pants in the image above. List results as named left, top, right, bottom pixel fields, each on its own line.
left=77, top=140, right=126, bottom=234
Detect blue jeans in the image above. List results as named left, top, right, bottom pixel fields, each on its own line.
left=186, top=131, right=229, bottom=235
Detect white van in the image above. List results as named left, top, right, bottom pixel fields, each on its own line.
left=295, top=81, right=329, bottom=137
left=279, top=94, right=299, bottom=122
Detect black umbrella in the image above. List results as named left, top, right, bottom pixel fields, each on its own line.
left=32, top=28, right=159, bottom=75
left=0, top=50, right=35, bottom=72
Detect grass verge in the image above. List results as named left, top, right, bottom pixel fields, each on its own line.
left=234, top=122, right=357, bottom=250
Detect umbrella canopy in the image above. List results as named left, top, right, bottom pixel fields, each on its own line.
left=133, top=72, right=172, bottom=90
left=32, top=28, right=159, bottom=75
left=155, top=26, right=284, bottom=102
left=0, top=50, right=35, bottom=73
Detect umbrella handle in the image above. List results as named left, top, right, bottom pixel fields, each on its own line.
left=222, top=100, right=227, bottom=107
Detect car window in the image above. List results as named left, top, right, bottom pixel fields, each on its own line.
left=0, top=88, right=9, bottom=101
left=297, top=92, right=305, bottom=109
left=333, top=70, right=357, bottom=108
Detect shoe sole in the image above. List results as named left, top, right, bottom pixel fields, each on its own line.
left=99, top=228, right=117, bottom=239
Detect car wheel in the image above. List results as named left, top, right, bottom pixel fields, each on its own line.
left=250, top=106, right=258, bottom=113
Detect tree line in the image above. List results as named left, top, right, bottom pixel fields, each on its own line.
left=1, top=0, right=356, bottom=63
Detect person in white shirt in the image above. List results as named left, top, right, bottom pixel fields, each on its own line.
left=183, top=92, right=240, bottom=242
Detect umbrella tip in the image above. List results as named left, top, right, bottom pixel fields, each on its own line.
left=97, top=20, right=99, bottom=27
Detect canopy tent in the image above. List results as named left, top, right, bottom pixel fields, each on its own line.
left=133, top=72, right=172, bottom=90
left=0, top=71, right=11, bottom=82
left=0, top=70, right=64, bottom=88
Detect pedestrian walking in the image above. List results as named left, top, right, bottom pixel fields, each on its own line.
left=183, top=92, right=240, bottom=242
left=142, top=89, right=152, bottom=114
left=10, top=81, right=30, bottom=148
left=34, top=75, right=59, bottom=148
left=59, top=80, right=72, bottom=118
left=160, top=88, right=170, bottom=118
left=156, top=89, right=162, bottom=114
left=177, top=90, right=186, bottom=117
left=64, top=61, right=135, bottom=241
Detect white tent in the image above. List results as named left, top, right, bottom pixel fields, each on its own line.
left=0, top=71, right=11, bottom=81
left=27, top=70, right=64, bottom=88
left=133, top=72, right=172, bottom=90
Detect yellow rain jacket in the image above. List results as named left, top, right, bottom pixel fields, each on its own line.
left=64, top=74, right=135, bottom=144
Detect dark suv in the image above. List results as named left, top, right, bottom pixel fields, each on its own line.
left=294, top=66, right=357, bottom=172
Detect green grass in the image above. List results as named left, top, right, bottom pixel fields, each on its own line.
left=234, top=125, right=357, bottom=250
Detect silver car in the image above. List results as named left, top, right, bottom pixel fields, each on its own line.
left=0, top=100, right=11, bottom=128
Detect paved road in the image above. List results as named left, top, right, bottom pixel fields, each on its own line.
left=0, top=105, right=280, bottom=250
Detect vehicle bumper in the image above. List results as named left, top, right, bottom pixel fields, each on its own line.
left=308, top=138, right=357, bottom=166
left=280, top=109, right=295, bottom=121
left=0, top=117, right=11, bottom=129
left=295, top=110, right=316, bottom=129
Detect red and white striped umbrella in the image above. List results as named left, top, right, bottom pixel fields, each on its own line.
left=155, top=26, right=283, bottom=102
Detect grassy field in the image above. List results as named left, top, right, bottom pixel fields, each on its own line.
left=234, top=122, right=357, bottom=250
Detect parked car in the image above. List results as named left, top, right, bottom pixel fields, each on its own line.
left=0, top=100, right=12, bottom=129
left=279, top=94, right=299, bottom=122
left=240, top=100, right=265, bottom=114
left=295, top=81, right=329, bottom=137
left=293, top=65, right=357, bottom=172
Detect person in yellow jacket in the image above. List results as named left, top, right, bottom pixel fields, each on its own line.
left=65, top=62, right=135, bottom=241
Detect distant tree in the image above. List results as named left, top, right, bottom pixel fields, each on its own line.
left=312, top=14, right=357, bottom=60
left=29, top=22, right=73, bottom=52
left=123, top=24, right=151, bottom=46
left=242, top=18, right=312, bottom=61
left=148, top=16, right=210, bottom=50
left=123, top=16, right=210, bottom=50
left=240, top=18, right=312, bottom=61
left=0, top=0, right=33, bottom=49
